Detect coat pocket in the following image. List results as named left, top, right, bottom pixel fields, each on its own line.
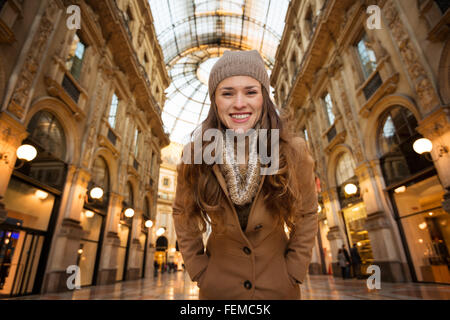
left=282, top=258, right=298, bottom=288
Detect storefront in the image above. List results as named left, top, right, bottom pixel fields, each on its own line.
left=378, top=106, right=449, bottom=284
left=0, top=111, right=67, bottom=297
left=335, top=152, right=374, bottom=276
left=78, top=157, right=109, bottom=287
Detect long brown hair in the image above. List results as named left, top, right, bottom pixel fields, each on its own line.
left=177, top=88, right=303, bottom=235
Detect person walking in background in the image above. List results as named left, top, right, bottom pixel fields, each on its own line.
left=350, top=243, right=362, bottom=279
left=153, top=260, right=159, bottom=278
left=341, top=244, right=351, bottom=279
left=338, top=249, right=349, bottom=280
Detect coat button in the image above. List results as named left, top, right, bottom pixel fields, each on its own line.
left=243, top=246, right=251, bottom=255
left=254, top=224, right=263, bottom=231
left=244, top=280, right=252, bottom=290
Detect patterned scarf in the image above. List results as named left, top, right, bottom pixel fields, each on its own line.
left=220, top=130, right=261, bottom=206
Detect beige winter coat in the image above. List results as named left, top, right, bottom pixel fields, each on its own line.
left=172, top=137, right=318, bottom=300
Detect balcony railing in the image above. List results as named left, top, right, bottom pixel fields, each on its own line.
left=107, top=128, right=117, bottom=145
left=362, top=72, right=382, bottom=100
left=62, top=74, right=80, bottom=103
left=326, top=124, right=337, bottom=143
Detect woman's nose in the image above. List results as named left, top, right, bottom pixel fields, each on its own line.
left=234, top=93, right=246, bottom=108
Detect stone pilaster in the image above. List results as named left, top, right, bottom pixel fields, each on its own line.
left=41, top=218, right=84, bottom=293
left=0, top=112, right=28, bottom=223
left=97, top=192, right=122, bottom=285
left=355, top=161, right=409, bottom=282
left=3, top=0, right=62, bottom=120
left=365, top=211, right=410, bottom=282
left=326, top=225, right=345, bottom=277
left=415, top=106, right=450, bottom=213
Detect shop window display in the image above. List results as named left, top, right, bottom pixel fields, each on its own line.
left=394, top=175, right=450, bottom=283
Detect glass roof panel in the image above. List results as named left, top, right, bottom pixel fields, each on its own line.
left=149, top=0, right=291, bottom=143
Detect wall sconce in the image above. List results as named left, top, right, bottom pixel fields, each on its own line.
left=156, top=227, right=165, bottom=236
left=413, top=137, right=449, bottom=160
left=145, top=220, right=153, bottom=228
left=344, top=183, right=358, bottom=196
left=89, top=187, right=103, bottom=200
left=1, top=142, right=37, bottom=169
left=124, top=207, right=135, bottom=218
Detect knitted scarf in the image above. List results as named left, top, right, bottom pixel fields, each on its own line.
left=220, top=130, right=261, bottom=206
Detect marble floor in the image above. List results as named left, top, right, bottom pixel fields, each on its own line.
left=6, top=271, right=450, bottom=300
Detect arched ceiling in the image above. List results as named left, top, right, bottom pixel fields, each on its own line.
left=149, top=0, right=290, bottom=143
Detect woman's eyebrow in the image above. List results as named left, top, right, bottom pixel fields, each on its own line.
left=219, top=86, right=259, bottom=90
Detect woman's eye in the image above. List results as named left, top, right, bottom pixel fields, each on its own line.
left=247, top=91, right=257, bottom=95
left=222, top=92, right=232, bottom=96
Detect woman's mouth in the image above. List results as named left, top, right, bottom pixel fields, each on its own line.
left=230, top=113, right=251, bottom=123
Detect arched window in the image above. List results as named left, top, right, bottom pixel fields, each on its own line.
left=335, top=152, right=356, bottom=186
left=27, top=110, right=66, bottom=160
left=89, top=157, right=110, bottom=207
left=124, top=182, right=134, bottom=208
left=377, top=106, right=430, bottom=186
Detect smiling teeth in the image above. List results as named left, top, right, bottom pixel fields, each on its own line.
left=231, top=114, right=250, bottom=119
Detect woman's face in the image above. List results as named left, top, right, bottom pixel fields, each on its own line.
left=215, top=76, right=263, bottom=133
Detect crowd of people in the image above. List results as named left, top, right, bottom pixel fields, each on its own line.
left=153, top=260, right=184, bottom=277
left=337, top=244, right=364, bottom=280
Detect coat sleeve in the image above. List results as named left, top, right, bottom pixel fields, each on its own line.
left=172, top=164, right=209, bottom=283
left=285, top=137, right=319, bottom=284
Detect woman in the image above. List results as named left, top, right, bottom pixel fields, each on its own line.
left=338, top=249, right=349, bottom=280
left=172, top=50, right=318, bottom=300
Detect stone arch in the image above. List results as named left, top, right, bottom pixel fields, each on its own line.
left=363, top=94, right=422, bottom=160
left=24, top=97, right=80, bottom=164
left=326, top=144, right=357, bottom=188
left=125, top=175, right=140, bottom=210
left=438, top=39, right=450, bottom=104
left=92, top=147, right=119, bottom=194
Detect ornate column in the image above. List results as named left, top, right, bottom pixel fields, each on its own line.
left=41, top=166, right=90, bottom=293
left=126, top=209, right=143, bottom=281
left=97, top=192, right=122, bottom=285
left=0, top=112, right=28, bottom=223
left=383, top=0, right=441, bottom=116
left=355, top=161, right=409, bottom=282
left=308, top=237, right=323, bottom=275
left=2, top=0, right=62, bottom=121
left=323, top=188, right=345, bottom=277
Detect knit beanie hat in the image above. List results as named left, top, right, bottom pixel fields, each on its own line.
left=208, top=50, right=270, bottom=102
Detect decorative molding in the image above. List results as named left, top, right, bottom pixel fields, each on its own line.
left=383, top=0, right=441, bottom=114
left=44, top=76, right=86, bottom=121
left=6, top=1, right=59, bottom=119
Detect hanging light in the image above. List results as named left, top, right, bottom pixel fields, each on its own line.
left=34, top=190, right=48, bottom=200
left=145, top=220, right=153, bottom=228
left=90, top=187, right=103, bottom=199
left=394, top=186, right=406, bottom=193
left=85, top=210, right=94, bottom=218
left=77, top=249, right=83, bottom=255
left=124, top=208, right=135, bottom=218
left=317, top=204, right=322, bottom=213
left=419, top=222, right=427, bottom=230
left=156, top=227, right=165, bottom=236
left=344, top=183, right=357, bottom=195
left=413, top=138, right=432, bottom=154
left=16, top=144, right=37, bottom=161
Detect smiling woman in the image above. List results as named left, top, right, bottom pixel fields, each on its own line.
left=172, top=50, right=319, bottom=300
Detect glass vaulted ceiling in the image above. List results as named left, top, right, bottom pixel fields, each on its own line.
left=149, top=0, right=290, bottom=144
